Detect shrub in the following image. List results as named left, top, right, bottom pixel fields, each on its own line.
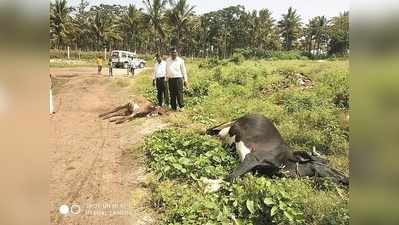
left=198, top=58, right=222, bottom=69
left=50, top=49, right=103, bottom=60
left=145, top=129, right=349, bottom=225
left=184, top=80, right=211, bottom=106
left=144, top=129, right=238, bottom=180
left=279, top=92, right=325, bottom=113
left=143, top=87, right=157, bottom=104
left=234, top=48, right=308, bottom=60
left=230, top=53, right=245, bottom=64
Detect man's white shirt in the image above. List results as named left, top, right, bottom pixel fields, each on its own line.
left=154, top=60, right=167, bottom=79
left=166, top=57, right=188, bottom=82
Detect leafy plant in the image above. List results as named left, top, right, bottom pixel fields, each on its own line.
left=145, top=128, right=348, bottom=225
left=144, top=128, right=238, bottom=180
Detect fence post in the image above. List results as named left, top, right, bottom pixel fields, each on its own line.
left=67, top=46, right=70, bottom=60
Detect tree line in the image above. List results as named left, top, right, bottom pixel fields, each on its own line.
left=50, top=0, right=349, bottom=58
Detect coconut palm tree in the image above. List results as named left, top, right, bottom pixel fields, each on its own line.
left=165, top=0, right=195, bottom=47
left=278, top=7, right=302, bottom=50
left=70, top=0, right=89, bottom=50
left=50, top=0, right=73, bottom=49
left=87, top=10, right=121, bottom=51
left=257, top=9, right=278, bottom=50
left=119, top=4, right=143, bottom=51
left=313, top=16, right=329, bottom=54
left=142, top=0, right=168, bottom=51
left=328, top=12, right=349, bottom=56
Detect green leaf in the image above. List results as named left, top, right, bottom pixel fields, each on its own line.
left=246, top=200, right=255, bottom=214
left=284, top=210, right=294, bottom=221
left=173, top=163, right=183, bottom=170
left=179, top=157, right=191, bottom=165
left=271, top=206, right=278, bottom=216
left=177, top=150, right=186, bottom=156
left=263, top=197, right=274, bottom=206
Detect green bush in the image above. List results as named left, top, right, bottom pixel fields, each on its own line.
left=184, top=80, right=211, bottom=106
left=234, top=48, right=308, bottom=60
left=145, top=129, right=349, bottom=225
left=143, top=87, right=157, bottom=104
left=144, top=129, right=238, bottom=181
left=49, top=49, right=152, bottom=62
left=230, top=53, right=245, bottom=64
left=198, top=58, right=224, bottom=69
left=50, top=49, right=103, bottom=60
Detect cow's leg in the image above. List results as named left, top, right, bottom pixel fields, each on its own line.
left=99, top=103, right=129, bottom=118
left=109, top=115, right=130, bottom=123
left=103, top=110, right=128, bottom=120
left=226, top=153, right=272, bottom=182
left=114, top=117, right=131, bottom=124
left=312, top=163, right=349, bottom=186
left=206, top=121, right=234, bottom=135
left=113, top=111, right=143, bottom=124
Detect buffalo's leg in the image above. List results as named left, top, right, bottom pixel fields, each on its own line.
left=226, top=154, right=272, bottom=182
left=99, top=103, right=130, bottom=118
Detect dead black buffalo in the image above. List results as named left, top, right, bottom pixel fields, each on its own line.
left=206, top=114, right=349, bottom=186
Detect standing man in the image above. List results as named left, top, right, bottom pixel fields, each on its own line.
left=166, top=47, right=188, bottom=111
left=96, top=56, right=103, bottom=75
left=153, top=54, right=169, bottom=107
left=108, top=57, right=113, bottom=78
left=130, top=62, right=136, bottom=77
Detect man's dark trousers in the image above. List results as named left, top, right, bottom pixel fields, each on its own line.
left=156, top=77, right=169, bottom=106
left=168, top=77, right=184, bottom=110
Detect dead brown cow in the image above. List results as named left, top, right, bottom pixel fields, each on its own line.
left=99, top=99, right=167, bottom=124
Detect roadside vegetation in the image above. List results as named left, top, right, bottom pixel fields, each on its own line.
left=140, top=57, right=349, bottom=225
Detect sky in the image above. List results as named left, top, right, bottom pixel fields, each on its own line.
left=64, top=0, right=350, bottom=22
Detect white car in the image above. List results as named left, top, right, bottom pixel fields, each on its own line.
left=111, top=50, right=146, bottom=69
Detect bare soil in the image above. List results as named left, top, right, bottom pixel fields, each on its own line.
left=49, top=67, right=167, bottom=225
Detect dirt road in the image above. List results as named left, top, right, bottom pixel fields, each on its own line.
left=49, top=67, right=166, bottom=225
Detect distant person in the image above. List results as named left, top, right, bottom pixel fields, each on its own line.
left=108, top=57, right=113, bottom=77
left=153, top=54, right=169, bottom=107
left=129, top=63, right=136, bottom=77
left=166, top=47, right=188, bottom=111
left=96, top=56, right=103, bottom=75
